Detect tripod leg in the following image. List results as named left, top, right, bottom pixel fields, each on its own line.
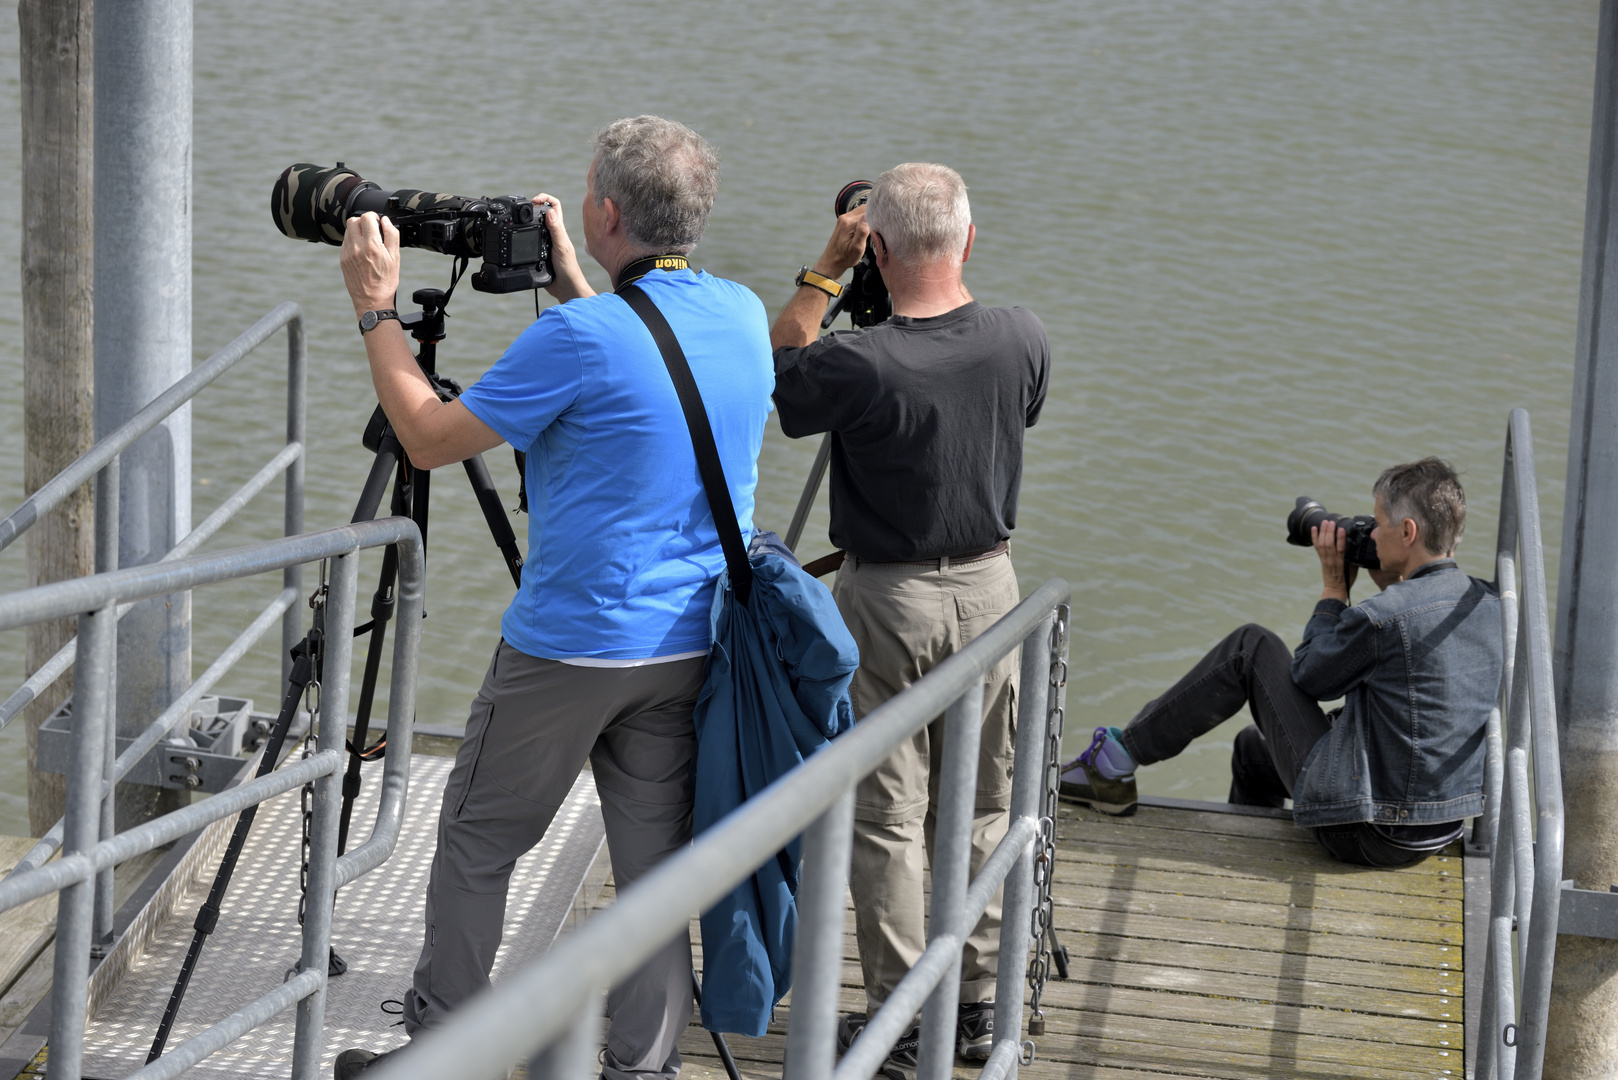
left=148, top=639, right=316, bottom=1062
left=463, top=453, right=524, bottom=587
left=352, top=435, right=400, bottom=524
left=691, top=968, right=744, bottom=1080
left=336, top=470, right=409, bottom=857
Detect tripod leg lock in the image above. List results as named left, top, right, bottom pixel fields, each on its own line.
left=194, top=902, right=220, bottom=936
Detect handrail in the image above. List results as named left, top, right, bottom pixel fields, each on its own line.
left=371, top=576, right=1072, bottom=1080
left=0, top=302, right=308, bottom=728
left=1476, top=408, right=1564, bottom=1080
left=0, top=516, right=424, bottom=1080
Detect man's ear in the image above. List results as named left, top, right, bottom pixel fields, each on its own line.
left=1403, top=517, right=1420, bottom=548
left=601, top=196, right=623, bottom=236
left=961, top=223, right=976, bottom=264
left=872, top=231, right=889, bottom=272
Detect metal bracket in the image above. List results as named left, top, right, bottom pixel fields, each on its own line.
left=1558, top=880, right=1618, bottom=939
left=36, top=693, right=292, bottom=793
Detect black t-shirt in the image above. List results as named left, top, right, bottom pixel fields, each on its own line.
left=772, top=301, right=1050, bottom=562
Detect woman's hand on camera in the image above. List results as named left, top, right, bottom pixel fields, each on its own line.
left=1313, top=520, right=1357, bottom=603
left=815, top=204, right=870, bottom=279
left=532, top=193, right=595, bottom=302
left=340, top=212, right=400, bottom=317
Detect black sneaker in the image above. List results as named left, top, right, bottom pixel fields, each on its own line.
left=957, top=1001, right=994, bottom=1060
left=878, top=1024, right=920, bottom=1080
left=1058, top=727, right=1138, bottom=815
left=334, top=1048, right=394, bottom=1080
left=835, top=1012, right=866, bottom=1054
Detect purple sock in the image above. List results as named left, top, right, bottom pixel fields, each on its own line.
left=1085, top=726, right=1136, bottom=780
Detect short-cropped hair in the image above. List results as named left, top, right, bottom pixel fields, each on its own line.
left=591, top=116, right=720, bottom=254
left=1374, top=457, right=1467, bottom=555
left=865, top=162, right=971, bottom=263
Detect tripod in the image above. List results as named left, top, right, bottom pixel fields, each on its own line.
left=148, top=285, right=526, bottom=1061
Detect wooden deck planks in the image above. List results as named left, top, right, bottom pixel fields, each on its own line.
left=601, top=800, right=1467, bottom=1079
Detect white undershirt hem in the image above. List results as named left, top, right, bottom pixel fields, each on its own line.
left=557, top=648, right=710, bottom=669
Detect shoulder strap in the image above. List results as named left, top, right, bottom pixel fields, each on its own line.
left=619, top=284, right=754, bottom=606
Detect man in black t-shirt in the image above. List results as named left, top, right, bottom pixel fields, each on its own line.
left=771, top=163, right=1049, bottom=1077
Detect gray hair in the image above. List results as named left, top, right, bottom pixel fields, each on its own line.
left=865, top=162, right=972, bottom=263
left=590, top=116, right=720, bottom=254
left=1373, top=457, right=1467, bottom=555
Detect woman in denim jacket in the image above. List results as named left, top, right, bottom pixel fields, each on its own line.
left=1061, top=458, right=1503, bottom=868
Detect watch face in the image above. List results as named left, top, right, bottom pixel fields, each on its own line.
left=361, top=311, right=378, bottom=330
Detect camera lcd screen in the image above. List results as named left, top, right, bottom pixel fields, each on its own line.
left=510, top=227, right=541, bottom=265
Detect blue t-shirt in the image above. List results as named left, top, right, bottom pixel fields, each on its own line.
left=459, top=269, right=774, bottom=660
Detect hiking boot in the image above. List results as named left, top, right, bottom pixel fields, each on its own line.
left=878, top=1024, right=920, bottom=1080
left=334, top=1048, right=394, bottom=1080
left=1059, top=727, right=1138, bottom=815
left=836, top=1012, right=866, bottom=1054
left=957, top=1001, right=995, bottom=1060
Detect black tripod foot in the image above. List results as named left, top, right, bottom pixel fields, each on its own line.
left=286, top=948, right=348, bottom=981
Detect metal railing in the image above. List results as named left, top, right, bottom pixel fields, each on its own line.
left=0, top=517, right=424, bottom=1080
left=1476, top=408, right=1564, bottom=1080
left=371, top=576, right=1072, bottom=1080
left=0, top=300, right=309, bottom=729
left=0, top=303, right=306, bottom=947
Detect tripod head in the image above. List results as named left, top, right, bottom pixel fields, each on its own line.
left=400, top=287, right=448, bottom=348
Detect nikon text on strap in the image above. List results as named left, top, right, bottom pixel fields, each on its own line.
left=618, top=284, right=754, bottom=606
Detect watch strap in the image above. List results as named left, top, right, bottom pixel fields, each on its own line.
left=796, top=266, right=843, bottom=299
left=358, top=308, right=400, bottom=333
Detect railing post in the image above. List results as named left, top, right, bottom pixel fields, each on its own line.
left=990, top=612, right=1055, bottom=1080
left=916, top=678, right=985, bottom=1080
left=283, top=313, right=307, bottom=687
left=92, top=458, right=119, bottom=954
left=784, top=788, right=854, bottom=1080
left=51, top=604, right=116, bottom=1080
left=291, top=548, right=358, bottom=1080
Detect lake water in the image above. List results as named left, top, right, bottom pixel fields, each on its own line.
left=0, top=0, right=1600, bottom=834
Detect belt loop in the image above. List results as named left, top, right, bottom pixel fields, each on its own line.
left=940, top=554, right=951, bottom=573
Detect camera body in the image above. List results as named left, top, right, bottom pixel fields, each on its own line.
left=821, top=180, right=892, bottom=329
left=271, top=163, right=553, bottom=294
left=1286, top=496, right=1380, bottom=570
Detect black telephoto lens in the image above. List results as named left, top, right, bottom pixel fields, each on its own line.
left=1285, top=496, right=1380, bottom=570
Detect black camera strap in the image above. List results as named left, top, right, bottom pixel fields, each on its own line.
left=618, top=283, right=753, bottom=607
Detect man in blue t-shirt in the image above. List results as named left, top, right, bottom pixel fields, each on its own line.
left=332, top=116, right=773, bottom=1080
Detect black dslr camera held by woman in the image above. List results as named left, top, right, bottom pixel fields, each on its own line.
left=1286, top=496, right=1381, bottom=569
left=271, top=162, right=553, bottom=294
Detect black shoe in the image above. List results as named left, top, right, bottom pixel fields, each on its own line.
left=1058, top=727, right=1138, bottom=815
left=334, top=1048, right=394, bottom=1080
left=878, top=1024, right=920, bottom=1080
left=957, top=1001, right=994, bottom=1060
left=835, top=1012, right=866, bottom=1054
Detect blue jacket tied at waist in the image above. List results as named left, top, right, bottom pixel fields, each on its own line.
left=693, top=544, right=858, bottom=1036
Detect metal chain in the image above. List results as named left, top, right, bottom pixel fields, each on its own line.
left=1027, top=603, right=1070, bottom=1037
left=296, top=562, right=328, bottom=929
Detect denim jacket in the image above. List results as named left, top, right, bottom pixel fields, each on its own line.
left=1288, top=559, right=1502, bottom=828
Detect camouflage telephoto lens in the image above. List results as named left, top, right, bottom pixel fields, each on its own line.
left=271, top=162, right=554, bottom=294
left=271, top=163, right=379, bottom=245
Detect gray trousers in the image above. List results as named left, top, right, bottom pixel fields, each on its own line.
left=403, top=641, right=706, bottom=1080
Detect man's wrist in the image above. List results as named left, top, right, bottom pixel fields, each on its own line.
left=811, top=256, right=849, bottom=280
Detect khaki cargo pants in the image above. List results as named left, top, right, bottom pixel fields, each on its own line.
left=832, top=550, right=1020, bottom=1011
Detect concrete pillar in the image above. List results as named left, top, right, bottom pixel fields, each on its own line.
left=93, top=0, right=191, bottom=826
left=1549, top=0, right=1618, bottom=1070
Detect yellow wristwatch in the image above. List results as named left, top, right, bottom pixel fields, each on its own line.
left=795, top=266, right=844, bottom=299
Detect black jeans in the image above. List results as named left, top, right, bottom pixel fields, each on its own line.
left=1116, top=623, right=1426, bottom=869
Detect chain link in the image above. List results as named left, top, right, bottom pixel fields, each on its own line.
left=296, top=561, right=328, bottom=929
left=1026, top=603, right=1070, bottom=1037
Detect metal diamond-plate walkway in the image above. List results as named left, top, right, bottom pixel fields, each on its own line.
left=80, top=756, right=605, bottom=1080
